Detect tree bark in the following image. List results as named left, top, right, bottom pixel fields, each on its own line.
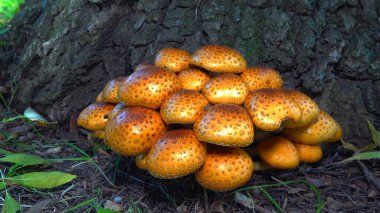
left=1, top=0, right=379, bottom=145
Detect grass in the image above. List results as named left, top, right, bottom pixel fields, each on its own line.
left=0, top=0, right=25, bottom=28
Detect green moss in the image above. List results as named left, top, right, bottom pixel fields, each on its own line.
left=0, top=0, right=25, bottom=29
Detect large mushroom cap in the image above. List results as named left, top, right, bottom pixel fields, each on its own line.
left=134, top=63, right=154, bottom=72
left=102, top=77, right=127, bottom=104
left=293, top=143, right=323, bottom=163
left=191, top=45, right=247, bottom=73
left=178, top=68, right=210, bottom=91
left=160, top=90, right=209, bottom=124
left=194, top=104, right=254, bottom=147
left=194, top=146, right=254, bottom=192
left=77, top=102, right=115, bottom=131
left=281, top=111, right=342, bottom=145
left=108, top=103, right=125, bottom=120
left=118, top=67, right=181, bottom=109
left=257, top=136, right=300, bottom=169
left=203, top=73, right=249, bottom=105
left=104, top=107, right=166, bottom=156
left=244, top=88, right=302, bottom=131
left=146, top=129, right=207, bottom=179
left=155, top=48, right=191, bottom=73
left=240, top=67, right=283, bottom=91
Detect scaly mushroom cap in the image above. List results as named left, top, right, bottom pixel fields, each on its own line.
left=155, top=48, right=191, bottom=73
left=160, top=90, right=209, bottom=124
left=108, top=103, right=125, bottom=119
left=191, top=45, right=247, bottom=73
left=178, top=69, right=210, bottom=91
left=95, top=91, right=104, bottom=102
left=134, top=63, right=154, bottom=72
left=240, top=67, right=283, bottom=91
left=77, top=102, right=115, bottom=131
left=146, top=130, right=207, bottom=179
left=203, top=73, right=249, bottom=105
left=244, top=88, right=302, bottom=131
left=281, top=111, right=341, bottom=145
left=328, top=123, right=343, bottom=142
left=257, top=136, right=300, bottom=169
left=135, top=154, right=148, bottom=170
left=102, top=77, right=127, bottom=104
left=94, top=130, right=105, bottom=139
left=293, top=143, right=323, bottom=163
left=194, top=146, right=254, bottom=192
left=118, top=67, right=181, bottom=109
left=194, top=104, right=254, bottom=147
left=104, top=107, right=166, bottom=156
left=283, top=89, right=320, bottom=128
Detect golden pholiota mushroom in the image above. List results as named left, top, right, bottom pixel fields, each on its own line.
left=194, top=104, right=254, bottom=147
left=102, top=77, right=127, bottom=104
left=134, top=63, right=154, bottom=72
left=135, top=153, right=148, bottom=170
left=160, top=90, right=209, bottom=124
left=146, top=130, right=207, bottom=179
left=240, top=67, right=283, bottom=91
left=155, top=48, right=191, bottom=73
left=293, top=143, right=323, bottom=163
left=194, top=146, right=254, bottom=192
left=178, top=68, right=210, bottom=91
left=104, top=107, right=166, bottom=156
left=94, top=130, right=105, bottom=139
left=108, top=103, right=125, bottom=120
left=203, top=73, right=249, bottom=105
left=118, top=67, right=181, bottom=109
left=77, top=102, right=115, bottom=131
left=95, top=91, right=104, bottom=102
left=191, top=45, right=247, bottom=73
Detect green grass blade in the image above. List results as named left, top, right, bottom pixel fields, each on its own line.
left=62, top=198, right=96, bottom=213
left=2, top=192, right=21, bottom=213
left=341, top=151, right=380, bottom=163
left=367, top=120, right=380, bottom=148
left=259, top=187, right=285, bottom=213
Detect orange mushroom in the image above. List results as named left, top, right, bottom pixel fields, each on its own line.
left=77, top=102, right=115, bottom=131
left=178, top=68, right=210, bottom=91
left=293, top=143, right=323, bottom=163
left=135, top=154, right=148, bottom=170
left=134, top=63, right=154, bottom=72
left=155, top=48, right=191, bottom=73
left=240, top=67, right=283, bottom=91
left=94, top=130, right=105, bottom=139
left=95, top=91, right=104, bottom=102
left=102, top=77, right=127, bottom=104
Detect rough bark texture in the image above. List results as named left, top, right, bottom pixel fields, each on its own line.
left=1, top=0, right=379, bottom=145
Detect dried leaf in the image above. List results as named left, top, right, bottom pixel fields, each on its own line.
left=210, top=201, right=225, bottom=213
left=25, top=199, right=55, bottom=213
left=234, top=192, right=254, bottom=210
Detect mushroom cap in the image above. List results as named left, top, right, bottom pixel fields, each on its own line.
left=194, top=104, right=254, bottom=147
left=178, top=68, right=210, bottom=91
left=281, top=111, right=341, bottom=145
left=135, top=154, right=148, bottom=170
left=108, top=103, right=126, bottom=120
left=191, top=45, right=247, bottom=73
left=240, top=67, right=283, bottom=91
left=95, top=91, right=104, bottom=102
left=134, top=63, right=154, bottom=72
left=293, top=143, right=323, bottom=163
left=146, top=129, right=207, bottom=179
left=257, top=136, right=300, bottom=169
left=203, top=73, right=249, bottom=105
left=282, top=89, right=320, bottom=128
left=118, top=67, right=181, bottom=109
left=327, top=123, right=343, bottom=142
left=104, top=107, right=166, bottom=156
left=244, top=88, right=302, bottom=131
left=160, top=90, right=209, bottom=124
left=155, top=48, right=191, bottom=73
left=94, top=130, right=105, bottom=139
left=77, top=102, right=115, bottom=131
left=194, top=146, right=254, bottom=192
left=102, top=77, right=127, bottom=104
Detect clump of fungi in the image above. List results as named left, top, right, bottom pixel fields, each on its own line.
left=77, top=45, right=342, bottom=192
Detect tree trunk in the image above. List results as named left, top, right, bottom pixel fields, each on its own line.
left=1, top=0, right=379, bottom=145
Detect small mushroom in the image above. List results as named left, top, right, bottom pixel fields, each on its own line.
left=194, top=146, right=254, bottom=192
left=240, top=67, right=283, bottom=91
left=293, top=143, right=323, bottom=163
left=257, top=136, right=300, bottom=169
left=94, top=130, right=105, bottom=139
left=203, top=73, right=249, bottom=105
left=135, top=154, right=148, bottom=170
left=178, top=68, right=210, bottom=91
left=104, top=107, right=166, bottom=156
left=194, top=104, right=254, bottom=147
left=160, top=90, right=209, bottom=124
left=146, top=130, right=207, bottom=179
left=191, top=45, right=247, bottom=73
left=77, top=102, right=115, bottom=131
left=102, top=77, right=127, bottom=104
left=155, top=48, right=191, bottom=73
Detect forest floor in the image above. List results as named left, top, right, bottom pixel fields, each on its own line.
left=1, top=108, right=380, bottom=213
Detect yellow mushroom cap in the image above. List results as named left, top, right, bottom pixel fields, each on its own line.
left=134, top=63, right=154, bottom=72
left=203, top=73, right=249, bottom=105
left=257, top=136, right=300, bottom=169
left=191, top=45, right=247, bottom=73
left=95, top=91, right=104, bottom=102
left=102, top=77, right=127, bottom=104
left=155, top=48, right=191, bottom=73
left=104, top=107, right=166, bottom=156
left=118, top=67, right=181, bottom=109
left=135, top=154, right=148, bottom=170
left=77, top=102, right=115, bottom=131
left=282, top=89, right=320, bottom=128
left=240, top=67, right=283, bottom=91
left=328, top=123, right=343, bottom=142
left=108, top=103, right=125, bottom=120
left=160, top=90, right=209, bottom=124
left=94, top=130, right=105, bottom=139
left=293, top=143, right=323, bottom=163
left=281, top=111, right=342, bottom=145
left=244, top=88, right=302, bottom=131
left=194, top=146, right=254, bottom=192
left=178, top=68, right=210, bottom=91
left=193, top=104, right=254, bottom=147
left=146, top=129, right=207, bottom=179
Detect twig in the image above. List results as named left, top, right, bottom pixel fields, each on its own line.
left=357, top=160, right=380, bottom=192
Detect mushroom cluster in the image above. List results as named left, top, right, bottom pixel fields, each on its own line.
left=77, top=45, right=342, bottom=192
